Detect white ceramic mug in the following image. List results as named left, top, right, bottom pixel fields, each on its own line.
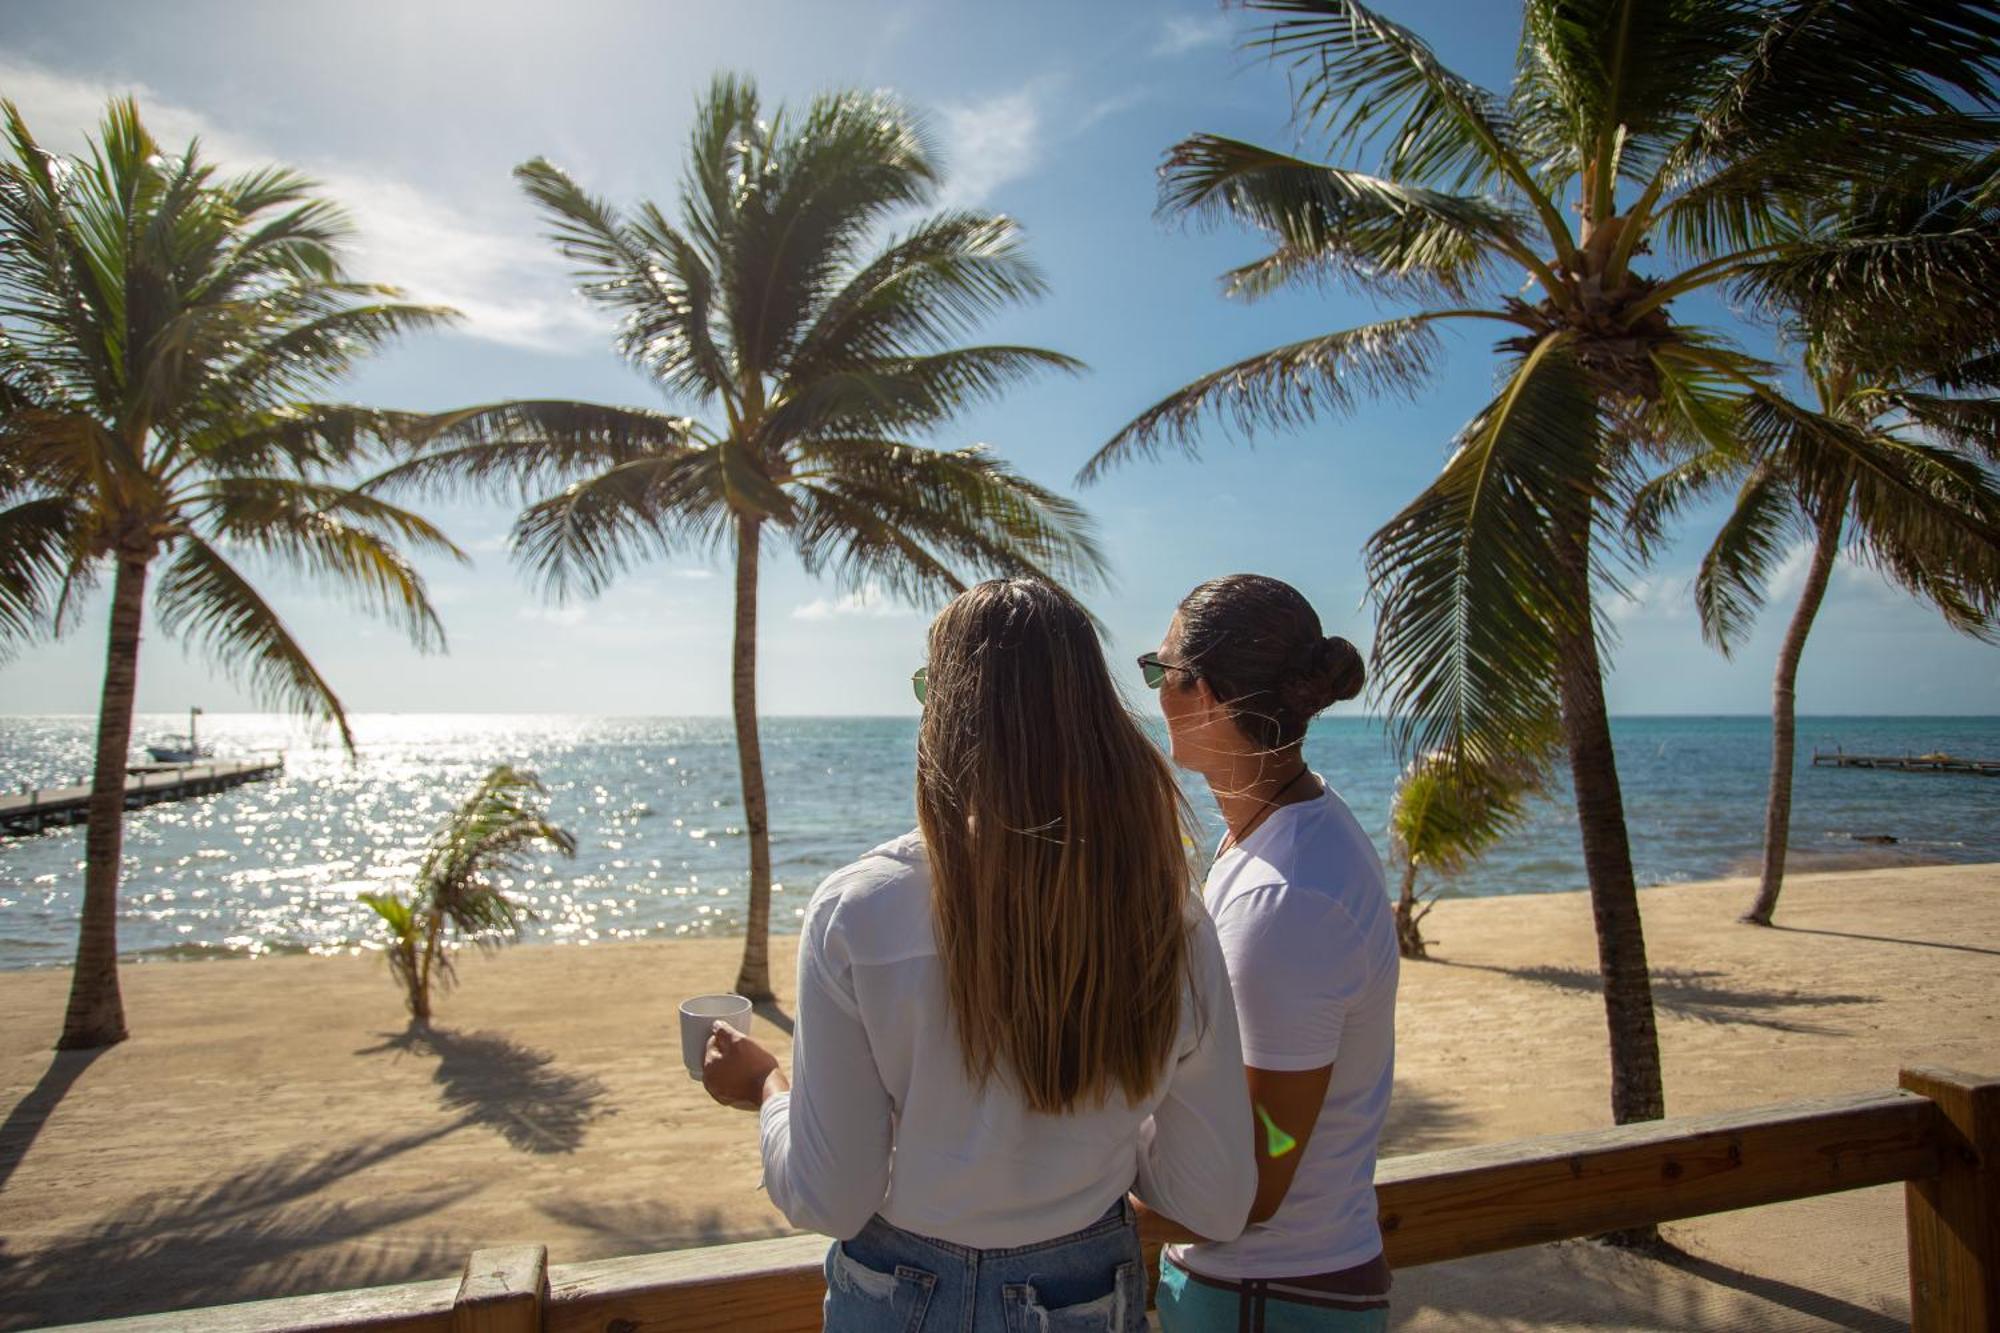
left=679, top=993, right=753, bottom=1081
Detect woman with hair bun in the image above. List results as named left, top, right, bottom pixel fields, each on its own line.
left=1137, top=573, right=1399, bottom=1331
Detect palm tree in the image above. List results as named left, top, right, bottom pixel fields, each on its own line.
left=1389, top=750, right=1541, bottom=960
left=1633, top=163, right=2000, bottom=927
left=373, top=75, right=1103, bottom=1001
left=1084, top=0, right=2000, bottom=1129
left=0, top=99, right=461, bottom=1050
left=360, top=764, right=576, bottom=1027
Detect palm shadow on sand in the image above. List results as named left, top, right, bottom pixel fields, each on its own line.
left=0, top=1128, right=470, bottom=1331
left=533, top=1195, right=792, bottom=1255
left=1435, top=961, right=1878, bottom=1035
left=359, top=1027, right=610, bottom=1155
left=0, top=1048, right=103, bottom=1194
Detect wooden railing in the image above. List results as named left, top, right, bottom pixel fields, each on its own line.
left=58, top=1066, right=1996, bottom=1332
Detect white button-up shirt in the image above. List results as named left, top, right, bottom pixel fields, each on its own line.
left=757, top=831, right=1257, bottom=1249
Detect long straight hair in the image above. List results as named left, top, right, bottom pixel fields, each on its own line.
left=918, top=579, right=1196, bottom=1114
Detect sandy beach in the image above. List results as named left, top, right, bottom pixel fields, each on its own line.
left=1, top=861, right=1995, bottom=1331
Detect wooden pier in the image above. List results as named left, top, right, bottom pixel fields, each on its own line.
left=0, top=757, right=284, bottom=837
left=1813, top=748, right=2000, bottom=776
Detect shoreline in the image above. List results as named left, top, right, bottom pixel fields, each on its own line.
left=3, top=849, right=1987, bottom=975
left=2, top=861, right=1996, bottom=1328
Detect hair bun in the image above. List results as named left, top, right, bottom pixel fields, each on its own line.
left=1316, top=635, right=1365, bottom=706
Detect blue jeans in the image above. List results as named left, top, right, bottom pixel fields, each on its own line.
left=823, top=1199, right=1146, bottom=1331
left=1156, top=1254, right=1389, bottom=1332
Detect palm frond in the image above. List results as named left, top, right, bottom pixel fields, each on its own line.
left=1692, top=462, right=1801, bottom=653
left=153, top=536, right=355, bottom=752
left=366, top=401, right=700, bottom=500
left=510, top=451, right=732, bottom=601
left=416, top=764, right=575, bottom=943
left=1625, top=445, right=1746, bottom=559
left=1245, top=0, right=1530, bottom=196
left=1081, top=313, right=1467, bottom=483
left=1367, top=336, right=1598, bottom=769
left=786, top=212, right=1051, bottom=376
left=789, top=439, right=1108, bottom=600
left=190, top=477, right=462, bottom=651
left=1161, top=134, right=1534, bottom=299
left=0, top=494, right=84, bottom=655
left=767, top=345, right=1083, bottom=444
left=1391, top=744, right=1545, bottom=877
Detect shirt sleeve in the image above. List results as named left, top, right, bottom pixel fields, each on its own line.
left=1132, top=910, right=1257, bottom=1242
left=757, top=883, right=895, bottom=1240
left=1211, top=883, right=1358, bottom=1072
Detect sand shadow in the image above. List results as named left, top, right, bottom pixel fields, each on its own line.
left=1436, top=961, right=1877, bottom=1035
left=359, top=1027, right=609, bottom=1155
left=533, top=1195, right=792, bottom=1255
left=0, top=1128, right=470, bottom=1330
left=1770, top=923, right=2000, bottom=958
left=0, top=1049, right=102, bottom=1193
left=1389, top=1237, right=1904, bottom=1330
left=1662, top=1251, right=1904, bottom=1331
left=1378, top=1082, right=1478, bottom=1157
left=753, top=999, right=795, bottom=1038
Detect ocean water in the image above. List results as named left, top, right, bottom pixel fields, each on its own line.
left=0, top=713, right=1994, bottom=970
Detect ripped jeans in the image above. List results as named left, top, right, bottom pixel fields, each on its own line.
left=823, top=1198, right=1145, bottom=1332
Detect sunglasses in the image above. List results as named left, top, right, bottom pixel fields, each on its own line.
left=1137, top=652, right=1192, bottom=690
left=912, top=666, right=927, bottom=704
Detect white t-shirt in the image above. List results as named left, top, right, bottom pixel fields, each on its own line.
left=1173, top=780, right=1400, bottom=1279
left=758, top=830, right=1258, bottom=1249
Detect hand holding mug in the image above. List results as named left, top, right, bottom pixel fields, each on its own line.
left=703, top=1022, right=786, bottom=1110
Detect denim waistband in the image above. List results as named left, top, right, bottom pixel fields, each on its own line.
left=869, top=1195, right=1136, bottom=1262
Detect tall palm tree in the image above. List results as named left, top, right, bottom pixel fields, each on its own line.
left=1633, top=162, right=2000, bottom=927
left=372, top=76, right=1102, bottom=1001
left=1084, top=0, right=2000, bottom=1129
left=0, top=99, right=461, bottom=1050
left=361, top=764, right=576, bottom=1027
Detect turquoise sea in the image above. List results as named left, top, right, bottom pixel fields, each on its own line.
left=1, top=713, right=1995, bottom=970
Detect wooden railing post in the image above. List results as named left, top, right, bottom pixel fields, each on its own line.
left=452, top=1245, right=548, bottom=1333
left=1902, top=1067, right=1999, bottom=1332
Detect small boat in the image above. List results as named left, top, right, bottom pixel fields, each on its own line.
left=145, top=707, right=215, bottom=765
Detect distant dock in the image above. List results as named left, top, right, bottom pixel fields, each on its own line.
left=1812, top=748, right=2000, bottom=777
left=0, top=757, right=284, bottom=837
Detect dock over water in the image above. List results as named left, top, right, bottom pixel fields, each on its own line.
left=0, top=757, right=284, bottom=837
left=1812, top=748, right=2000, bottom=776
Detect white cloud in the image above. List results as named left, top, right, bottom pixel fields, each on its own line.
left=519, top=604, right=590, bottom=627
left=933, top=86, right=1044, bottom=209
left=0, top=56, right=602, bottom=352
left=791, top=584, right=911, bottom=622
left=1608, top=572, right=1691, bottom=626
left=668, top=568, right=716, bottom=580
left=1152, top=13, right=1234, bottom=57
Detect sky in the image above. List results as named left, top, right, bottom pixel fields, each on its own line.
left=1, top=0, right=1995, bottom=718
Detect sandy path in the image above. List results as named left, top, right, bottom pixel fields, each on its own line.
left=1, top=863, right=1994, bottom=1330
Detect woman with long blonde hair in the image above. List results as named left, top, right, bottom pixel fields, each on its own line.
left=704, top=578, right=1255, bottom=1331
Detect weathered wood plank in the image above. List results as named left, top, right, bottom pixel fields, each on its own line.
left=1902, top=1067, right=2000, bottom=1333
left=1375, top=1089, right=1942, bottom=1267
left=40, top=1278, right=459, bottom=1332
left=450, top=1247, right=546, bottom=1333
left=545, top=1235, right=828, bottom=1333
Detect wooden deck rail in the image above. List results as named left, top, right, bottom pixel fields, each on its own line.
left=56, top=1066, right=1997, bottom=1333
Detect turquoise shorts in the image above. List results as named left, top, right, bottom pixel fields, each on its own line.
left=1156, top=1253, right=1389, bottom=1332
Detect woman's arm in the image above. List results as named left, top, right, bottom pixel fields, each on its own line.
left=1132, top=1059, right=1332, bottom=1242
left=1130, top=915, right=1258, bottom=1243
left=704, top=894, right=894, bottom=1240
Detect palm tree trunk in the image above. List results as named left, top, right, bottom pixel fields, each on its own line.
left=58, top=555, right=150, bottom=1050
left=1395, top=858, right=1428, bottom=960
left=1744, top=497, right=1845, bottom=927
left=730, top=514, right=776, bottom=1002
left=1552, top=518, right=1666, bottom=1129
